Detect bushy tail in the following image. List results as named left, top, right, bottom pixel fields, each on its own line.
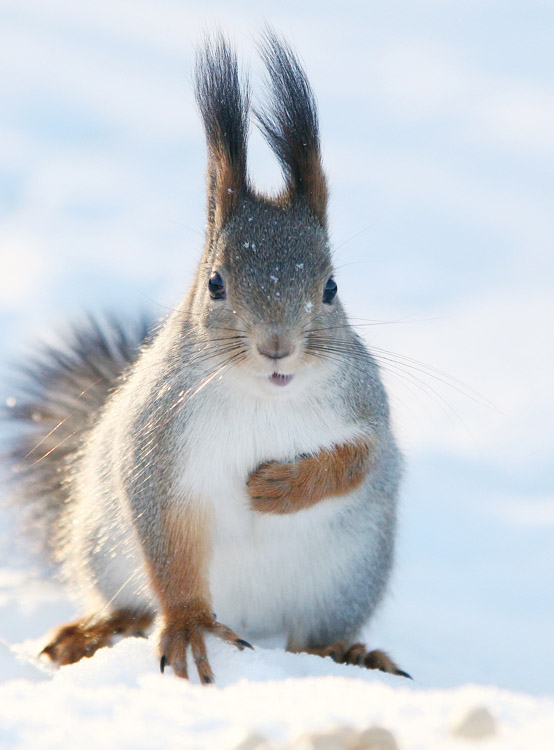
left=3, top=315, right=153, bottom=561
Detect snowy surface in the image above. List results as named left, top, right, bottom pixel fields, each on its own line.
left=1, top=1, right=553, bottom=748
left=2, top=630, right=554, bottom=750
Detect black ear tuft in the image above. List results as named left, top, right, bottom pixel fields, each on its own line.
left=255, top=29, right=328, bottom=225
left=195, top=34, right=250, bottom=232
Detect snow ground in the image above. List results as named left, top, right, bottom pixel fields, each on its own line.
left=2, top=632, right=554, bottom=750
left=0, top=563, right=552, bottom=750
left=0, top=1, right=553, bottom=748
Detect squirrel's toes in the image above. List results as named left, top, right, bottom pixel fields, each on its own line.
left=158, top=606, right=253, bottom=684
left=40, top=609, right=154, bottom=666
left=290, top=640, right=412, bottom=679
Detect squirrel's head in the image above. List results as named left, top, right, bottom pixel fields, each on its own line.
left=190, top=32, right=346, bottom=396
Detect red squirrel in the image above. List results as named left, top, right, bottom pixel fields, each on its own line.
left=7, top=31, right=408, bottom=683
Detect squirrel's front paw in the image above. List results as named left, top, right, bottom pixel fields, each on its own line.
left=159, top=599, right=252, bottom=683
left=247, top=460, right=305, bottom=514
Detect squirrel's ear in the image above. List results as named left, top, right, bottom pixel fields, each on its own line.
left=255, top=29, right=328, bottom=227
left=196, top=35, right=250, bottom=234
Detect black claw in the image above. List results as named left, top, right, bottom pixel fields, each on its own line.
left=235, top=638, right=254, bottom=651
left=354, top=654, right=364, bottom=666
left=202, top=674, right=213, bottom=684
left=395, top=669, right=413, bottom=680
left=160, top=655, right=166, bottom=674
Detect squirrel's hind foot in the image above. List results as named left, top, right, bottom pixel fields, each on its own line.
left=159, top=599, right=253, bottom=684
left=291, top=641, right=411, bottom=679
left=40, top=609, right=154, bottom=666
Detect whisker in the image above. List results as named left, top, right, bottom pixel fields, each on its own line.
left=374, top=357, right=472, bottom=427
left=333, top=219, right=382, bottom=251
left=305, top=331, right=496, bottom=412
left=156, top=352, right=247, bottom=430
left=22, top=333, right=248, bottom=468
left=308, top=346, right=470, bottom=427
left=370, top=346, right=497, bottom=411
left=305, top=336, right=487, bottom=437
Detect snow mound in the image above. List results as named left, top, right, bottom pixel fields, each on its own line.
left=0, top=637, right=552, bottom=750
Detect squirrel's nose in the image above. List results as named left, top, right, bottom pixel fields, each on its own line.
left=257, top=334, right=293, bottom=360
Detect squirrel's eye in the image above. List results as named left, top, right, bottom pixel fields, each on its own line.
left=322, top=276, right=337, bottom=304
left=208, top=271, right=226, bottom=300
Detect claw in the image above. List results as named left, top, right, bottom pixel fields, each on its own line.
left=202, top=674, right=213, bottom=684
left=235, top=638, right=254, bottom=651
left=160, top=655, right=166, bottom=674
left=395, top=668, right=413, bottom=680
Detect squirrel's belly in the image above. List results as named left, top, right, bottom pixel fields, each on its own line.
left=179, top=388, right=366, bottom=638
left=208, top=493, right=357, bottom=639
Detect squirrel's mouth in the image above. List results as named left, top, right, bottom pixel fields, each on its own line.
left=269, top=372, right=294, bottom=387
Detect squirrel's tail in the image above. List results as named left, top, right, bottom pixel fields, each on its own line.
left=3, top=315, right=153, bottom=561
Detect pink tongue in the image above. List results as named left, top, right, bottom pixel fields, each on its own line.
left=270, top=373, right=293, bottom=386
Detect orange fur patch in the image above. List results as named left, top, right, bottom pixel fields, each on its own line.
left=296, top=151, right=328, bottom=227
left=210, top=159, right=246, bottom=230
left=247, top=436, right=374, bottom=514
left=41, top=609, right=153, bottom=666
left=288, top=639, right=410, bottom=677
left=149, top=504, right=212, bottom=612
left=145, top=504, right=251, bottom=682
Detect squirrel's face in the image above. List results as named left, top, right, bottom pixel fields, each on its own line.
left=198, top=200, right=345, bottom=395
left=191, top=32, right=339, bottom=396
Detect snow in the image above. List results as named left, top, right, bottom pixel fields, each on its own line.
left=1, top=626, right=553, bottom=748
left=1, top=1, right=553, bottom=748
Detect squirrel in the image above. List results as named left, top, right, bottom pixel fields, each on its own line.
left=5, top=31, right=408, bottom=684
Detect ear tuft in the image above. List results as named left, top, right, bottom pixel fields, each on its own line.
left=195, top=34, right=250, bottom=232
left=255, top=29, right=328, bottom=226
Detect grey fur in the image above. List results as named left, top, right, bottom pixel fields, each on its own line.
left=5, top=33, right=402, bottom=654
left=4, top=315, right=153, bottom=560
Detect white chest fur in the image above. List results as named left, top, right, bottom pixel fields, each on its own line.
left=176, top=380, right=365, bottom=640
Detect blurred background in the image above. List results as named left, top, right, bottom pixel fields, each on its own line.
left=0, top=0, right=552, bottom=694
